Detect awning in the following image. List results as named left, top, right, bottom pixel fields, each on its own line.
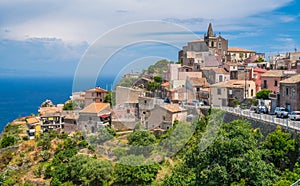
left=99, top=114, right=110, bottom=118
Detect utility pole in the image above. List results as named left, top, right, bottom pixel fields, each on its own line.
left=244, top=69, right=247, bottom=100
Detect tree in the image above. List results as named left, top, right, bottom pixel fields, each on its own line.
left=127, top=130, right=156, bottom=156
left=88, top=126, right=115, bottom=145
left=104, top=91, right=112, bottom=106
left=233, top=98, right=240, bottom=106
left=127, top=130, right=156, bottom=146
left=63, top=101, right=76, bottom=110
left=256, top=89, right=272, bottom=99
left=163, top=163, right=196, bottom=186
left=68, top=155, right=113, bottom=185
left=114, top=155, right=160, bottom=185
left=255, top=58, right=265, bottom=62
left=0, top=136, right=15, bottom=148
left=261, top=126, right=296, bottom=170
left=186, top=120, right=278, bottom=185
left=154, top=76, right=162, bottom=83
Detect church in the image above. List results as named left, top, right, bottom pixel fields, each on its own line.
left=204, top=22, right=228, bottom=61
left=178, top=23, right=228, bottom=68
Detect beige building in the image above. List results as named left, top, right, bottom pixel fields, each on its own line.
left=227, top=47, right=256, bottom=62
left=202, top=67, right=229, bottom=85
left=280, top=75, right=300, bottom=111
left=78, top=103, right=111, bottom=133
left=210, top=80, right=256, bottom=107
left=115, top=86, right=145, bottom=105
left=147, top=104, right=187, bottom=130
left=84, top=87, right=108, bottom=107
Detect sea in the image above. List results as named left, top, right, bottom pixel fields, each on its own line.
left=0, top=76, right=114, bottom=133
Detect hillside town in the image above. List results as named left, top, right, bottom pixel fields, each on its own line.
left=24, top=23, right=300, bottom=138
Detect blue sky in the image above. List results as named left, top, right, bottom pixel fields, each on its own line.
left=0, top=0, right=299, bottom=78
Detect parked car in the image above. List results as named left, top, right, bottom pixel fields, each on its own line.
left=255, top=105, right=268, bottom=114
left=274, top=107, right=289, bottom=118
left=192, top=100, right=204, bottom=107
left=289, top=111, right=300, bottom=120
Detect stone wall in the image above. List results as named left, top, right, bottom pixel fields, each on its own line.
left=200, top=107, right=300, bottom=138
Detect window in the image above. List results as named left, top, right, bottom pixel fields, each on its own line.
left=163, top=116, right=166, bottom=120
left=286, top=87, right=289, bottom=96
left=218, top=42, right=222, bottom=49
left=251, top=89, right=254, bottom=97
left=144, top=100, right=147, bottom=104
left=274, top=80, right=278, bottom=86
left=263, top=80, right=267, bottom=88
left=217, top=88, right=221, bottom=95
left=219, top=75, right=223, bottom=82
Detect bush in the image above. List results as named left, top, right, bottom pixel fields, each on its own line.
left=256, top=89, right=272, bottom=100
left=39, top=150, right=51, bottom=162
left=0, top=136, right=15, bottom=148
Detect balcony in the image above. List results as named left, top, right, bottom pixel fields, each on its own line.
left=27, top=129, right=36, bottom=133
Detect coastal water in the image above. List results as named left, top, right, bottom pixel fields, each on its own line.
left=0, top=76, right=114, bottom=133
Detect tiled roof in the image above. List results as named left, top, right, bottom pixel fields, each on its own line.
left=280, top=75, right=300, bottom=84
left=86, top=87, right=107, bottom=93
left=189, top=77, right=209, bottom=87
left=212, top=68, right=228, bottom=74
left=228, top=47, right=255, bottom=52
left=210, top=80, right=252, bottom=88
left=261, top=70, right=285, bottom=77
left=39, top=107, right=62, bottom=115
left=160, top=104, right=186, bottom=113
left=253, top=67, right=267, bottom=73
left=81, top=103, right=110, bottom=114
left=26, top=117, right=40, bottom=125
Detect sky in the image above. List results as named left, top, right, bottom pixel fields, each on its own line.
left=0, top=0, right=299, bottom=78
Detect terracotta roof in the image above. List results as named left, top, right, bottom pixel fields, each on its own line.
left=261, top=70, right=285, bottom=77
left=26, top=117, right=40, bottom=125
left=226, top=62, right=245, bottom=66
left=212, top=68, right=228, bottom=74
left=280, top=75, right=300, bottom=84
left=81, top=103, right=110, bottom=114
left=39, top=107, right=62, bottom=115
left=86, top=87, right=107, bottom=93
left=189, top=77, right=209, bottom=87
left=65, top=114, right=79, bottom=120
left=228, top=47, right=255, bottom=52
left=160, top=104, right=186, bottom=113
left=253, top=67, right=267, bottom=73
left=210, top=80, right=253, bottom=88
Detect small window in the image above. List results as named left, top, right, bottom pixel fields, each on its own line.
left=263, top=80, right=267, bottom=88
left=286, top=87, right=289, bottom=96
left=217, top=88, right=221, bottom=95
left=144, top=100, right=147, bottom=104
left=251, top=89, right=254, bottom=97
left=274, top=80, right=278, bottom=86
left=163, top=116, right=166, bottom=120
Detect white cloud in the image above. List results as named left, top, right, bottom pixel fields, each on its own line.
left=0, top=0, right=293, bottom=43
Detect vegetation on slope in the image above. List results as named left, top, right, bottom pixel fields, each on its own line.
left=1, top=109, right=300, bottom=185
